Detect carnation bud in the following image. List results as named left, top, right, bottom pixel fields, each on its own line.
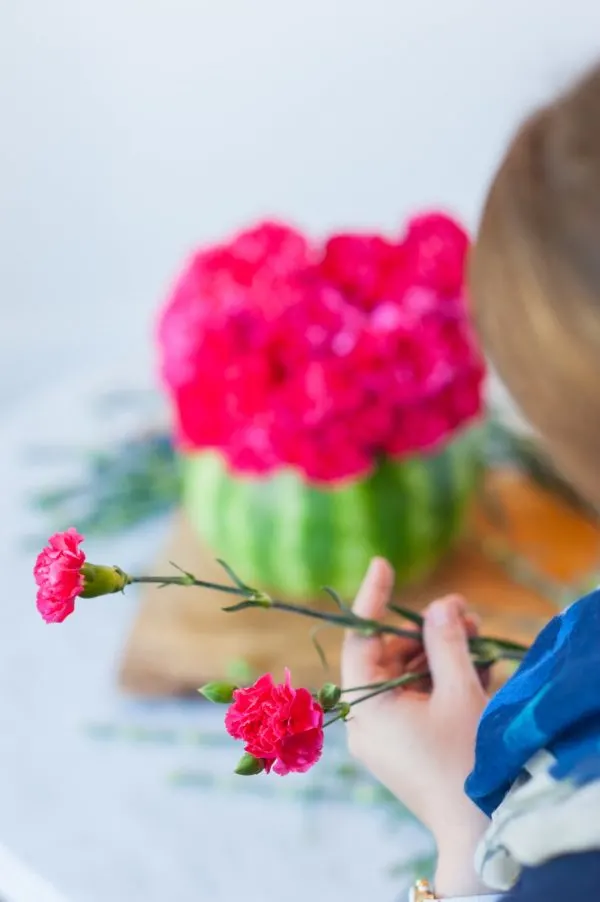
left=318, top=683, right=342, bottom=711
left=234, top=753, right=265, bottom=776
left=79, top=564, right=131, bottom=598
left=199, top=682, right=238, bottom=704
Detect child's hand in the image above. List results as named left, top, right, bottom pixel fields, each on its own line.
left=341, top=558, right=491, bottom=897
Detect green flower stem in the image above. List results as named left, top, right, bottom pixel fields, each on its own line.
left=267, top=598, right=419, bottom=639
left=388, top=602, right=529, bottom=657
left=340, top=680, right=397, bottom=694
left=129, top=574, right=422, bottom=639
left=129, top=573, right=529, bottom=661
left=322, top=711, right=348, bottom=728
left=486, top=647, right=526, bottom=663
left=324, top=672, right=429, bottom=727
left=387, top=603, right=424, bottom=626
left=347, top=671, right=429, bottom=706
left=130, top=574, right=242, bottom=595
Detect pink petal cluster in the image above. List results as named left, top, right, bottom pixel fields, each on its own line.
left=157, top=214, right=485, bottom=483
left=225, top=670, right=324, bottom=775
left=34, top=528, right=85, bottom=623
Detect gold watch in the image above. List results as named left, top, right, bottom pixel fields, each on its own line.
left=408, top=878, right=436, bottom=901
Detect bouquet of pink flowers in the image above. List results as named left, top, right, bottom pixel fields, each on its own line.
left=158, top=217, right=484, bottom=482
left=34, top=528, right=527, bottom=778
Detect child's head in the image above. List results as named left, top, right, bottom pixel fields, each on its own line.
left=470, top=64, right=600, bottom=509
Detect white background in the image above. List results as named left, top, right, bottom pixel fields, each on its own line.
left=0, top=2, right=600, bottom=898
left=1, top=0, right=600, bottom=407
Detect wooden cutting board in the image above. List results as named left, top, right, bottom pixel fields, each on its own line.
left=118, top=468, right=600, bottom=696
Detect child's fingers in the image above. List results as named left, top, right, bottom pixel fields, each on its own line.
left=423, top=595, right=483, bottom=697
left=351, top=557, right=395, bottom=620
left=341, top=558, right=395, bottom=692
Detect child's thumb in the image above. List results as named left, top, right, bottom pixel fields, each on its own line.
left=423, top=595, right=480, bottom=696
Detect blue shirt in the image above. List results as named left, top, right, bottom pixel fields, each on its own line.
left=465, top=587, right=600, bottom=816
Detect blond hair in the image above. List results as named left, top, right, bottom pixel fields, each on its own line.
left=470, top=65, right=600, bottom=508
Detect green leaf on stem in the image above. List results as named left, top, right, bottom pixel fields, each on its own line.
left=322, top=586, right=349, bottom=611
left=387, top=603, right=424, bottom=627
left=221, top=600, right=260, bottom=613
left=198, top=682, right=238, bottom=704
left=310, top=626, right=331, bottom=672
left=169, top=561, right=196, bottom=585
left=234, top=753, right=265, bottom=776
left=216, top=559, right=250, bottom=591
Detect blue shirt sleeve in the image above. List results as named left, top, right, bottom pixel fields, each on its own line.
left=465, top=587, right=600, bottom=816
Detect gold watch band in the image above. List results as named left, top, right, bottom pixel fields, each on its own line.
left=408, top=878, right=436, bottom=901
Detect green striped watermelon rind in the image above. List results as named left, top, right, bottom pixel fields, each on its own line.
left=182, top=426, right=484, bottom=601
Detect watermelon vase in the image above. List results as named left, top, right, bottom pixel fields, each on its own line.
left=182, top=426, right=484, bottom=601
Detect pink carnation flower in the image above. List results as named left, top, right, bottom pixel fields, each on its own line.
left=157, top=215, right=485, bottom=483
left=225, top=670, right=324, bottom=775
left=34, top=528, right=85, bottom=623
